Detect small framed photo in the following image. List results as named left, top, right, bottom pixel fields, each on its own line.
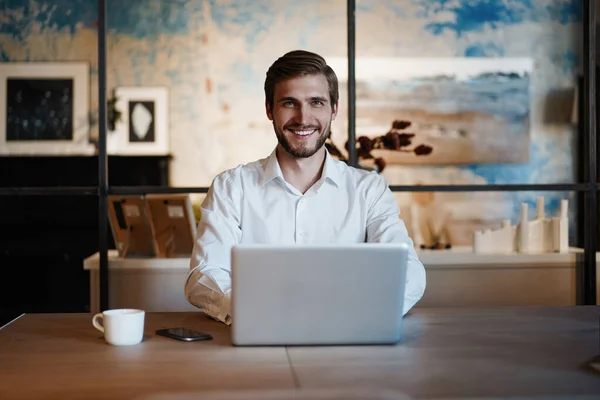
left=111, top=86, right=169, bottom=155
left=145, top=194, right=197, bottom=258
left=107, top=195, right=156, bottom=258
left=0, top=61, right=95, bottom=155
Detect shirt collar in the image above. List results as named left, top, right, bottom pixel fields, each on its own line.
left=260, top=147, right=342, bottom=188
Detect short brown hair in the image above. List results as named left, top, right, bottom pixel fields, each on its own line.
left=264, top=50, right=339, bottom=111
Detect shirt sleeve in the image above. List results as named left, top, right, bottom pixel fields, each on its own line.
left=365, top=173, right=427, bottom=315
left=184, top=171, right=242, bottom=325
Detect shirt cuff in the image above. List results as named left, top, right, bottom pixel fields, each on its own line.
left=215, top=290, right=232, bottom=325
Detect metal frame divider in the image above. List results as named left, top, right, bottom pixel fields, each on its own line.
left=582, top=0, right=597, bottom=305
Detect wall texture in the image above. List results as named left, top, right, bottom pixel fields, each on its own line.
left=0, top=0, right=583, bottom=244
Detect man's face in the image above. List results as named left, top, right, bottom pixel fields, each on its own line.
left=266, top=74, right=338, bottom=159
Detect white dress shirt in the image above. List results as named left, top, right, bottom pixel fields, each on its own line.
left=184, top=148, right=426, bottom=324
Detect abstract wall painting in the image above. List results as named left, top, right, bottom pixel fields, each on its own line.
left=0, top=62, right=94, bottom=155
left=111, top=87, right=169, bottom=155
left=329, top=57, right=533, bottom=165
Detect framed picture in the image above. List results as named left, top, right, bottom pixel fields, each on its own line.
left=111, top=86, right=169, bottom=155
left=107, top=195, right=156, bottom=258
left=328, top=57, right=533, bottom=165
left=0, top=61, right=94, bottom=155
left=145, top=194, right=197, bottom=258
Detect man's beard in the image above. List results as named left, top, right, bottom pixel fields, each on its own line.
left=274, top=120, right=331, bottom=158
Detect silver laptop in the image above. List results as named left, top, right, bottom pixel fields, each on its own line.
left=231, top=243, right=409, bottom=346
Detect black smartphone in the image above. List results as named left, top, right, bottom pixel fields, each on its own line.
left=156, top=327, right=213, bottom=342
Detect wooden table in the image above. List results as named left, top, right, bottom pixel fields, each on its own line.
left=1, top=307, right=600, bottom=400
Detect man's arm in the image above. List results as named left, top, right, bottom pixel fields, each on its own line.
left=184, top=172, right=242, bottom=325
left=365, top=174, right=426, bottom=315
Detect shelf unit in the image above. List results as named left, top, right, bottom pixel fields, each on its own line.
left=0, top=0, right=597, bottom=311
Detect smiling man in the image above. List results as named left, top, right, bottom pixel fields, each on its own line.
left=184, top=50, right=426, bottom=325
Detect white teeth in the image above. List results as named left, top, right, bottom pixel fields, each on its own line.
left=292, top=130, right=315, bottom=136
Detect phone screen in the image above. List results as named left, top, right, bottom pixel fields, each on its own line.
left=156, top=327, right=213, bottom=342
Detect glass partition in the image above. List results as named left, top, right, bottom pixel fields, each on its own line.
left=395, top=189, right=594, bottom=306
left=104, top=0, right=348, bottom=189
left=351, top=0, right=582, bottom=186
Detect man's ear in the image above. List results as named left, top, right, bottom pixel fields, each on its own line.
left=331, top=101, right=339, bottom=120
left=266, top=102, right=273, bottom=121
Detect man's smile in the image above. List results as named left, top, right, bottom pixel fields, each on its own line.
left=286, top=127, right=317, bottom=139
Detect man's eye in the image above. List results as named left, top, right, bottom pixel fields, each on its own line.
left=283, top=101, right=295, bottom=107
left=312, top=101, right=324, bottom=106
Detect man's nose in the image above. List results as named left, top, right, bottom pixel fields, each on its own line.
left=294, top=104, right=311, bottom=125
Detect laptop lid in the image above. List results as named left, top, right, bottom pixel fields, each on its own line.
left=231, top=243, right=408, bottom=346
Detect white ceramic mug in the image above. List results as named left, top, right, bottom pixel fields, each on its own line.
left=92, top=309, right=145, bottom=346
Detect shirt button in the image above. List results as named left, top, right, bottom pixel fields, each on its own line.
left=299, top=232, right=306, bottom=237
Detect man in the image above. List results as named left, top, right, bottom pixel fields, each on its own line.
left=184, top=50, right=426, bottom=325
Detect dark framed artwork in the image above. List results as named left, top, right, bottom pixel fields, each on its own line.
left=111, top=87, right=169, bottom=155
left=0, top=62, right=94, bottom=155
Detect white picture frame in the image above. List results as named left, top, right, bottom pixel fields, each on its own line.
left=110, top=86, right=169, bottom=155
left=0, top=61, right=94, bottom=155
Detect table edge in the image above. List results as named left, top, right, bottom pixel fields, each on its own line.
left=0, top=313, right=25, bottom=330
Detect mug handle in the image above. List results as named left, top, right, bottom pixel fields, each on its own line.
left=92, top=313, right=104, bottom=333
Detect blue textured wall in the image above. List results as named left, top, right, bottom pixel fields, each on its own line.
left=0, top=0, right=583, bottom=243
